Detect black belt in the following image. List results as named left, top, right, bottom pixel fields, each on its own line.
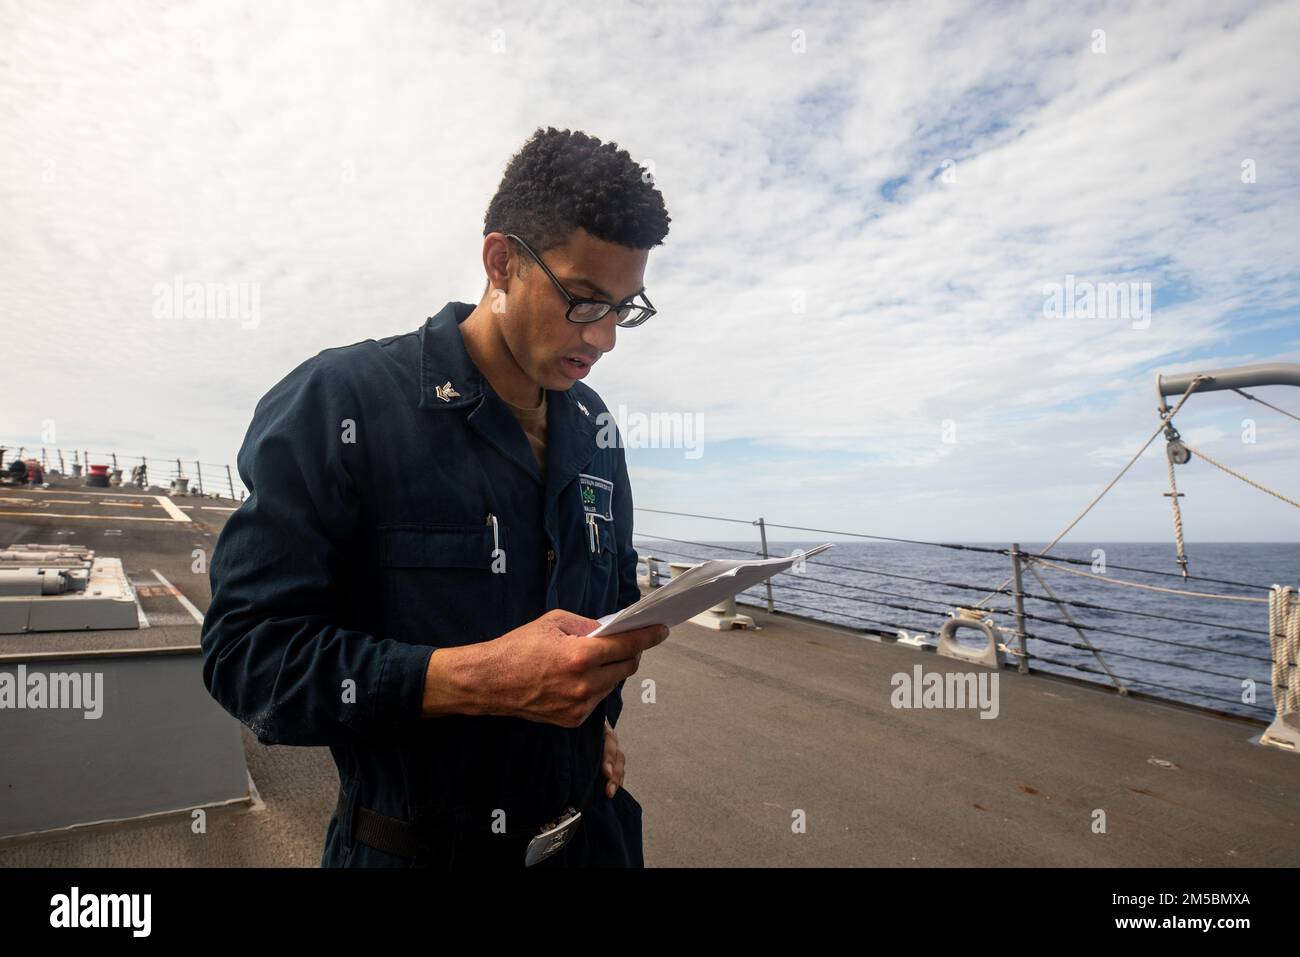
left=338, top=769, right=606, bottom=867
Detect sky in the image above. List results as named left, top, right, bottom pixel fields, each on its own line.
left=1, top=0, right=1298, bottom=546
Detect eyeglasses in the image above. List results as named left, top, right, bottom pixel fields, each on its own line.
left=505, top=233, right=656, bottom=327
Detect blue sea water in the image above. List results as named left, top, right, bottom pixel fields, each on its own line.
left=634, top=538, right=1300, bottom=722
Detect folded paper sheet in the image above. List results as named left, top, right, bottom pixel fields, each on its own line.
left=586, top=543, right=835, bottom=637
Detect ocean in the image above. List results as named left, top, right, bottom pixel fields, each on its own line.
left=634, top=538, right=1300, bottom=722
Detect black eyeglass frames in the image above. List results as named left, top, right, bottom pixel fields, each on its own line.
left=505, top=233, right=656, bottom=327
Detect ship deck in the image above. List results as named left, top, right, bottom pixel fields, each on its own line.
left=1, top=477, right=1295, bottom=866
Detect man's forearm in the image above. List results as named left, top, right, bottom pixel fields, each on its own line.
left=421, top=640, right=621, bottom=723
left=421, top=644, right=495, bottom=717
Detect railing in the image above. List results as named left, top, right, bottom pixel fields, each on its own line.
left=630, top=506, right=1297, bottom=737
left=0, top=445, right=247, bottom=501
left=5, top=442, right=1294, bottom=738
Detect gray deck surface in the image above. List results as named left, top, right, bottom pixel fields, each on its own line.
left=1, top=477, right=1295, bottom=866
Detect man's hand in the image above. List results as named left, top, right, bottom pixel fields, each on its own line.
left=422, top=609, right=669, bottom=725
left=602, top=717, right=625, bottom=798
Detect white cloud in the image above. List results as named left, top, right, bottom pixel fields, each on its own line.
left=1, top=0, right=1296, bottom=541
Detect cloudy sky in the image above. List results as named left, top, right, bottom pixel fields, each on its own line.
left=2, top=0, right=1297, bottom=544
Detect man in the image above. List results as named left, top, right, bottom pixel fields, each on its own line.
left=200, top=127, right=672, bottom=867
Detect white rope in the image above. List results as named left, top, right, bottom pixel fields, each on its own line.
left=973, top=377, right=1208, bottom=608
left=1164, top=450, right=1189, bottom=577
left=1027, top=560, right=1128, bottom=692
left=1268, top=586, right=1299, bottom=718
left=1179, top=441, right=1300, bottom=509
left=1031, top=557, right=1268, bottom=603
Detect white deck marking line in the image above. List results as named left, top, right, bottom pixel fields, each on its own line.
left=134, top=590, right=151, bottom=628
left=150, top=569, right=206, bottom=625
left=21, top=487, right=241, bottom=505
left=154, top=496, right=190, bottom=521
left=143, top=612, right=204, bottom=626
left=247, top=771, right=266, bottom=811
left=8, top=496, right=183, bottom=510
left=0, top=511, right=190, bottom=522
left=201, top=506, right=237, bottom=512
left=24, top=487, right=169, bottom=500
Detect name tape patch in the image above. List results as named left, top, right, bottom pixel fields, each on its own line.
left=577, top=473, right=614, bottom=521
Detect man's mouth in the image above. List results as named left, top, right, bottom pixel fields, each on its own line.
left=561, top=354, right=597, bottom=379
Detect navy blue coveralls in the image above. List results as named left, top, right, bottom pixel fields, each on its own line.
left=200, top=300, right=643, bottom=867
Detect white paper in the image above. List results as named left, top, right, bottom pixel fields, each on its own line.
left=586, top=543, right=835, bottom=637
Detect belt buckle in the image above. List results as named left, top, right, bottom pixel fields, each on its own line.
left=524, top=806, right=581, bottom=867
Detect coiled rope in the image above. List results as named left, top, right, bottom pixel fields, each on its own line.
left=1269, top=586, right=1300, bottom=721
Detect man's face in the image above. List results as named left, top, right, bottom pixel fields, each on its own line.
left=496, top=227, right=649, bottom=392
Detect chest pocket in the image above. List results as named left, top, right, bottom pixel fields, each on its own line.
left=580, top=514, right=618, bottom=618
left=378, top=523, right=507, bottom=647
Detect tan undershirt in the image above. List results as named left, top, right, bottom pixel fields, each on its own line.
left=503, top=388, right=548, bottom=480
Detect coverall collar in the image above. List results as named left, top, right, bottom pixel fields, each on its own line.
left=417, top=301, right=600, bottom=495
left=417, top=300, right=487, bottom=412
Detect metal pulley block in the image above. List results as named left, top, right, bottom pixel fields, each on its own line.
left=1166, top=438, right=1191, bottom=465
left=1163, top=423, right=1192, bottom=465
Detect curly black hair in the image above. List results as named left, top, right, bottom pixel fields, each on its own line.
left=483, top=127, right=671, bottom=262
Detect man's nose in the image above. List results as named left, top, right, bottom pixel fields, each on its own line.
left=581, top=312, right=618, bottom=354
